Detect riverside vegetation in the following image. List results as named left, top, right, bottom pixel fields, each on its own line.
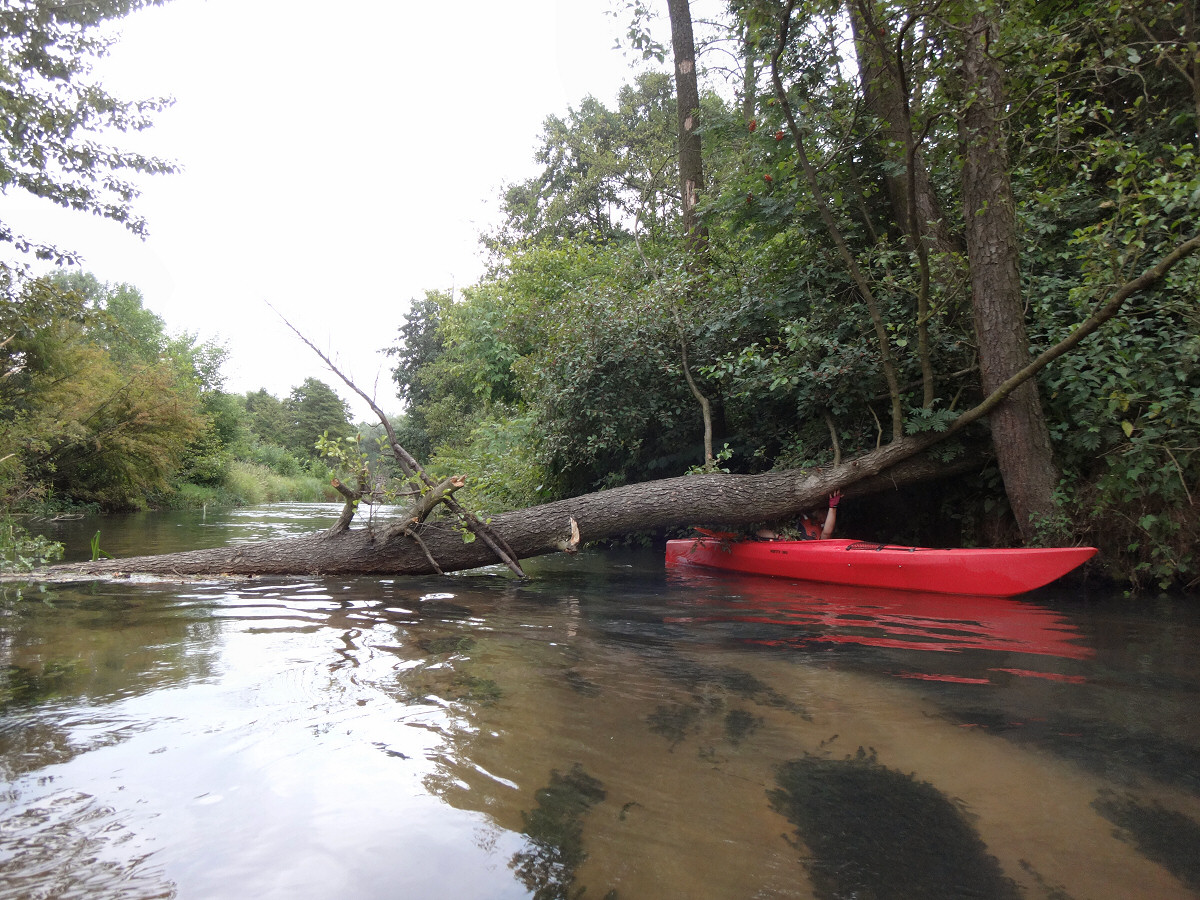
left=0, top=273, right=361, bottom=570
left=2, top=0, right=1198, bottom=589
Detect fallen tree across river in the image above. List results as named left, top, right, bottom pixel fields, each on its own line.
left=45, top=438, right=984, bottom=578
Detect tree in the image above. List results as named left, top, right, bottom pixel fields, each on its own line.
left=957, top=6, right=1061, bottom=541
left=0, top=0, right=176, bottom=268
left=285, top=378, right=352, bottom=460
left=53, top=271, right=167, bottom=364
left=244, top=389, right=291, bottom=446
left=668, top=0, right=706, bottom=246
left=485, top=73, right=680, bottom=255
left=1, top=274, right=208, bottom=510
left=46, top=447, right=990, bottom=577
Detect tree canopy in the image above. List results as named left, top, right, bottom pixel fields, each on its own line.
left=285, top=377, right=353, bottom=460
left=0, top=0, right=175, bottom=268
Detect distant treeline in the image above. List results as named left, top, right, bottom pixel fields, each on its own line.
left=0, top=272, right=373, bottom=516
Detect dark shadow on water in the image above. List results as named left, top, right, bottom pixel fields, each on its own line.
left=769, top=748, right=1022, bottom=900
left=942, top=704, right=1200, bottom=795
left=1094, top=791, right=1200, bottom=892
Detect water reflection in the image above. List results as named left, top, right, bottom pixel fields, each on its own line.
left=1, top=513, right=1199, bottom=899
left=41, top=502, right=389, bottom=561
left=665, top=569, right=1093, bottom=684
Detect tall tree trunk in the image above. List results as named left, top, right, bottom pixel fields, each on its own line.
left=848, top=0, right=958, bottom=256
left=667, top=0, right=716, bottom=464
left=848, top=0, right=962, bottom=408
left=668, top=0, right=705, bottom=248
left=959, top=11, right=1060, bottom=543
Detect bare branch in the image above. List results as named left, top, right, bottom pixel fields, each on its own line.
left=270, top=304, right=527, bottom=577
left=949, top=232, right=1200, bottom=434
left=402, top=526, right=444, bottom=575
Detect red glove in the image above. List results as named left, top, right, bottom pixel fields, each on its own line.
left=828, top=492, right=841, bottom=508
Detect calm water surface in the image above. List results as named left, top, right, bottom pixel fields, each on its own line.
left=2, top=504, right=1199, bottom=899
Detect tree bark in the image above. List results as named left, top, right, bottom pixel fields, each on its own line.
left=959, top=11, right=1061, bottom=542
left=668, top=0, right=705, bottom=247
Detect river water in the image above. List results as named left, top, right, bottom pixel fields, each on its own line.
left=2, top=503, right=1199, bottom=899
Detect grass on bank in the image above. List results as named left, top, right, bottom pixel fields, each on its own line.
left=166, top=461, right=338, bottom=508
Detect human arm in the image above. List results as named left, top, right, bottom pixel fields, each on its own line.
left=820, top=491, right=841, bottom=539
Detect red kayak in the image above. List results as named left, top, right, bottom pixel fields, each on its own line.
left=665, top=536, right=1097, bottom=597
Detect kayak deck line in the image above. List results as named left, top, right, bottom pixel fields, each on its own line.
left=845, top=542, right=936, bottom=552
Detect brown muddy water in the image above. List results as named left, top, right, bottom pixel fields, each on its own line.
left=2, top=503, right=1199, bottom=899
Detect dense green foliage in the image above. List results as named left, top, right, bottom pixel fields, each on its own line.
left=390, top=0, right=1199, bottom=587
left=283, top=377, right=354, bottom=461
left=0, top=270, right=362, bottom=568
left=0, top=273, right=206, bottom=510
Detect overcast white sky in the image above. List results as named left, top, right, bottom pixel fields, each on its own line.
left=11, top=0, right=677, bottom=419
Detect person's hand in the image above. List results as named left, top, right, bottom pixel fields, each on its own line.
left=828, top=490, right=842, bottom=508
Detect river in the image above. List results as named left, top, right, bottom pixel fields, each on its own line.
left=2, top=503, right=1198, bottom=899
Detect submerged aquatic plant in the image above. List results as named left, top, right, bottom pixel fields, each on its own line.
left=0, top=520, right=63, bottom=572
left=1094, top=791, right=1200, bottom=893
left=770, top=747, right=1021, bottom=900
left=511, top=764, right=607, bottom=900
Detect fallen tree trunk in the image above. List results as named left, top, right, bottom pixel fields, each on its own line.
left=46, top=437, right=981, bottom=578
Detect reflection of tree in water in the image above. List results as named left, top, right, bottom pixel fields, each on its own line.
left=770, top=747, right=1021, bottom=900
left=0, top=583, right=214, bottom=900
left=511, top=764, right=607, bottom=900
left=0, top=584, right=219, bottom=780
left=1, top=657, right=84, bottom=709
left=1, top=584, right=216, bottom=705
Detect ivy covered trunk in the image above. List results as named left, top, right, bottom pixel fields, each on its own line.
left=959, top=11, right=1061, bottom=542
